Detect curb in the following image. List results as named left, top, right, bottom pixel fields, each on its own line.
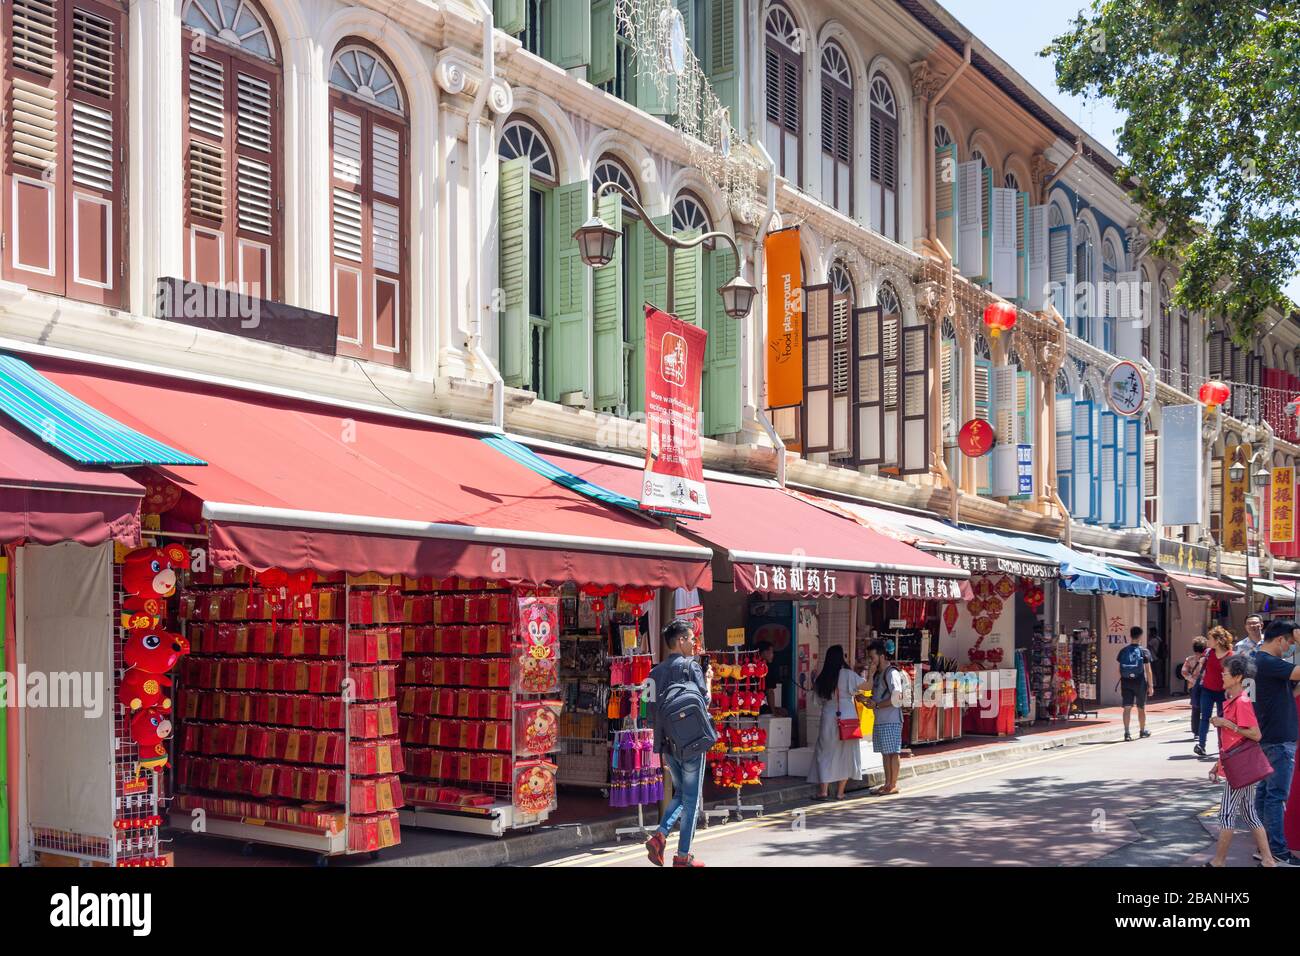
left=368, top=711, right=1188, bottom=867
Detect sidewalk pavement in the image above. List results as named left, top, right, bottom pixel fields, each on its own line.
left=171, top=697, right=1192, bottom=868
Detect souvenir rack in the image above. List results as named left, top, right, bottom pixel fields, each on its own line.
left=705, top=647, right=765, bottom=822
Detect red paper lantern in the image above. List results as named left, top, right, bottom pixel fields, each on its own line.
left=982, top=301, right=1017, bottom=339
left=1198, top=380, right=1230, bottom=409
left=958, top=419, right=996, bottom=457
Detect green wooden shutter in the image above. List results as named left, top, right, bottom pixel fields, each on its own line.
left=497, top=157, right=530, bottom=388
left=494, top=0, right=527, bottom=36
left=550, top=180, right=591, bottom=400
left=673, top=232, right=703, bottom=326
left=707, top=0, right=740, bottom=128
left=553, top=0, right=592, bottom=73
left=629, top=216, right=670, bottom=413
left=704, top=245, right=741, bottom=435
left=634, top=52, right=676, bottom=117
left=590, top=0, right=617, bottom=86
left=593, top=190, right=624, bottom=410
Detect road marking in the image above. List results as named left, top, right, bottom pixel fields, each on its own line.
left=539, top=723, right=1188, bottom=867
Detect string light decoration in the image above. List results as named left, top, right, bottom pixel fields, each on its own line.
left=614, top=0, right=760, bottom=224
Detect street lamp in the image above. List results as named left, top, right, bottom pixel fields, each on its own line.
left=574, top=180, right=757, bottom=319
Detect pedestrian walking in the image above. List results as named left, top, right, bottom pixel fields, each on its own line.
left=1182, top=636, right=1207, bottom=737
left=863, top=639, right=906, bottom=795
left=808, top=644, right=869, bottom=801
left=1205, top=656, right=1277, bottom=867
left=1234, top=614, right=1264, bottom=658
left=644, top=619, right=714, bottom=868
left=1118, top=626, right=1154, bottom=741
left=1250, top=619, right=1300, bottom=866
left=1194, top=627, right=1233, bottom=757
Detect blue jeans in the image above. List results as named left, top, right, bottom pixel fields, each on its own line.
left=658, top=751, right=704, bottom=856
left=1255, top=741, right=1296, bottom=859
left=1196, top=688, right=1225, bottom=750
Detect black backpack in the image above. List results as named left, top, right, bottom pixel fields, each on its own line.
left=654, top=667, right=717, bottom=761
left=1119, top=644, right=1146, bottom=681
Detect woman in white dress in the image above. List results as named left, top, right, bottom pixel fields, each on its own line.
left=808, top=645, right=869, bottom=800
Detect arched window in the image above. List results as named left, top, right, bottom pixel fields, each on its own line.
left=499, top=119, right=556, bottom=184
left=825, top=260, right=855, bottom=458
left=868, top=74, right=899, bottom=241
left=935, top=124, right=954, bottom=150
left=1074, top=220, right=1094, bottom=341
left=181, top=0, right=282, bottom=301
left=1049, top=204, right=1063, bottom=227
left=877, top=280, right=900, bottom=315
left=764, top=6, right=802, bottom=186
left=934, top=124, right=957, bottom=255
left=1101, top=238, right=1119, bottom=352
left=1159, top=281, right=1172, bottom=385
left=329, top=41, right=408, bottom=366
left=591, top=156, right=640, bottom=216
left=2, top=0, right=130, bottom=307
left=820, top=41, right=852, bottom=216
left=672, top=192, right=712, bottom=236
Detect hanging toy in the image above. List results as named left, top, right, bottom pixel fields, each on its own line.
left=130, top=707, right=173, bottom=774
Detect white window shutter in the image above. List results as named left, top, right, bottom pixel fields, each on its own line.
left=991, top=365, right=1018, bottom=495
left=1115, top=269, right=1142, bottom=361
left=1049, top=223, right=1074, bottom=320
left=1055, top=394, right=1075, bottom=512
left=958, top=161, right=983, bottom=278
left=991, top=187, right=1018, bottom=298
left=1100, top=410, right=1118, bottom=525
left=1027, top=205, right=1049, bottom=312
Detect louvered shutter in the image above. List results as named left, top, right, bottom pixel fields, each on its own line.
left=549, top=181, right=591, bottom=400
left=900, top=323, right=929, bottom=474
left=851, top=305, right=884, bottom=464
left=977, top=167, right=993, bottom=285
left=1181, top=314, right=1193, bottom=391
left=1160, top=305, right=1172, bottom=385
left=184, top=34, right=281, bottom=301
left=1048, top=223, right=1073, bottom=320
left=781, top=52, right=801, bottom=187
left=592, top=190, right=624, bottom=410
left=880, top=309, right=902, bottom=465
left=1027, top=204, right=1049, bottom=312
left=494, top=0, right=527, bottom=36
left=821, top=81, right=852, bottom=216
left=590, top=0, right=617, bottom=86
left=329, top=99, right=406, bottom=365
left=935, top=143, right=958, bottom=259
left=943, top=339, right=962, bottom=481
left=1231, top=344, right=1245, bottom=417
left=1115, top=269, right=1141, bottom=360
left=974, top=358, right=992, bottom=495
left=991, top=186, right=1017, bottom=297
left=1208, top=328, right=1225, bottom=379
left=802, top=284, right=833, bottom=454
left=1249, top=352, right=1263, bottom=421
left=703, top=245, right=741, bottom=435
left=1015, top=192, right=1029, bottom=303
left=957, top=161, right=983, bottom=278
left=634, top=45, right=676, bottom=117
left=497, top=156, right=530, bottom=388
left=672, top=233, right=702, bottom=327
left=1099, top=411, right=1118, bottom=525
left=869, top=112, right=898, bottom=241
left=705, top=0, right=741, bottom=128
left=991, top=365, right=1017, bottom=495
left=1124, top=417, right=1142, bottom=528
left=1073, top=400, right=1095, bottom=521
left=1143, top=429, right=1157, bottom=523
left=4, top=0, right=126, bottom=306
left=1055, top=394, right=1074, bottom=512
left=1014, top=370, right=1033, bottom=499
left=830, top=291, right=852, bottom=456
left=553, top=0, right=592, bottom=72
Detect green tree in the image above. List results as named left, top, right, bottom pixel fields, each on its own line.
left=1046, top=2, right=1300, bottom=342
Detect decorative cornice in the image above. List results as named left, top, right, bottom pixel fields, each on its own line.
left=434, top=49, right=482, bottom=100
left=910, top=60, right=942, bottom=101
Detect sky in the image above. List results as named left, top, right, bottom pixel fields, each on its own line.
left=937, top=0, right=1300, bottom=303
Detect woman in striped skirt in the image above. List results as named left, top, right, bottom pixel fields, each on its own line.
left=1206, top=656, right=1277, bottom=867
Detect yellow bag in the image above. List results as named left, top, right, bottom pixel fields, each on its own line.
left=856, top=692, right=875, bottom=736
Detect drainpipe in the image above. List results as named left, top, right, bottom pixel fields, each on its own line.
left=1043, top=305, right=1071, bottom=545
left=1043, top=140, right=1084, bottom=195
left=925, top=42, right=970, bottom=248
left=466, top=0, right=505, bottom=429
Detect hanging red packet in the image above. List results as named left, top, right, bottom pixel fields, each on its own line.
left=511, top=595, right=560, bottom=694
left=513, top=759, right=558, bottom=815
left=515, top=700, right=561, bottom=756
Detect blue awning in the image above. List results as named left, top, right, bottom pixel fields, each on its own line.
left=960, top=526, right=1158, bottom=598
left=482, top=435, right=640, bottom=510
left=0, top=353, right=204, bottom=466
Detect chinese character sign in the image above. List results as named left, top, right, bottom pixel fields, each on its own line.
left=1272, top=466, right=1295, bottom=545
left=1222, top=444, right=1250, bottom=553
left=640, top=306, right=710, bottom=517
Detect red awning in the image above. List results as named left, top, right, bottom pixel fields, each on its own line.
left=37, top=362, right=711, bottom=589
left=538, top=451, right=969, bottom=600
left=1167, top=572, right=1243, bottom=600
left=0, top=417, right=142, bottom=546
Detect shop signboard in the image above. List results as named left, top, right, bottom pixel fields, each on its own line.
left=1017, top=444, right=1033, bottom=496
left=733, top=562, right=965, bottom=600
left=1223, top=443, right=1251, bottom=553
left=1271, top=466, right=1295, bottom=544
left=938, top=551, right=1059, bottom=579
left=1155, top=537, right=1213, bottom=576
left=1160, top=404, right=1203, bottom=526
left=640, top=305, right=709, bottom=517
left=764, top=227, right=803, bottom=409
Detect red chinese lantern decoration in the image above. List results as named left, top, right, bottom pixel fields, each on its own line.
left=982, top=301, right=1017, bottom=339
left=958, top=419, right=996, bottom=458
left=1198, top=380, right=1230, bottom=410
left=619, top=586, right=655, bottom=606
left=1023, top=585, right=1045, bottom=611
left=590, top=599, right=605, bottom=613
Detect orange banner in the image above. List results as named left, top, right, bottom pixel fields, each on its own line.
left=764, top=227, right=803, bottom=409
left=1271, top=466, right=1294, bottom=544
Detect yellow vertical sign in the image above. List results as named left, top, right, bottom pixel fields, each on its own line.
left=1223, top=443, right=1250, bottom=553
left=1271, top=466, right=1295, bottom=544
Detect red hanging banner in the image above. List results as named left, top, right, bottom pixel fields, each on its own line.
left=640, top=305, right=710, bottom=517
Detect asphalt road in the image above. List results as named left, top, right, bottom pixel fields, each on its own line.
left=532, top=720, right=1268, bottom=867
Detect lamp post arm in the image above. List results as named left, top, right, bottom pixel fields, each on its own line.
left=593, top=180, right=744, bottom=275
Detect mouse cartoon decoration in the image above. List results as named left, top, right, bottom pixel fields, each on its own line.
left=512, top=595, right=560, bottom=694
left=120, top=544, right=189, bottom=630
left=118, top=628, right=190, bottom=711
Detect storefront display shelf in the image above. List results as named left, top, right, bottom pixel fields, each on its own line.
left=168, top=810, right=349, bottom=857
left=398, top=800, right=545, bottom=838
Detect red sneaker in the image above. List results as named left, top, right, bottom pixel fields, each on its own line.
left=672, top=853, right=705, bottom=867
left=645, top=831, right=666, bottom=867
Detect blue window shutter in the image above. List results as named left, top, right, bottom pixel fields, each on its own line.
left=1124, top=417, right=1142, bottom=528
left=1055, top=394, right=1074, bottom=514
left=1073, top=399, right=1094, bottom=521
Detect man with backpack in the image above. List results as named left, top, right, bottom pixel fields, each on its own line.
left=644, top=619, right=715, bottom=868
left=1118, top=625, right=1154, bottom=742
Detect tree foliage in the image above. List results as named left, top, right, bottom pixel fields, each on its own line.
left=1045, top=1, right=1300, bottom=343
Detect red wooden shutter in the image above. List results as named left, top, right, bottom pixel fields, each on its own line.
left=900, top=324, right=930, bottom=474
left=182, top=32, right=282, bottom=300
left=3, top=0, right=126, bottom=306
left=851, top=305, right=884, bottom=465
left=330, top=95, right=407, bottom=367
left=801, top=283, right=832, bottom=454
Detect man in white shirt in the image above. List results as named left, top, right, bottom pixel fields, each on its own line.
left=1234, top=614, right=1264, bottom=657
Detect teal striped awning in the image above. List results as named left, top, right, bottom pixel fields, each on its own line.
left=482, top=434, right=639, bottom=510
left=0, top=353, right=205, bottom=466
